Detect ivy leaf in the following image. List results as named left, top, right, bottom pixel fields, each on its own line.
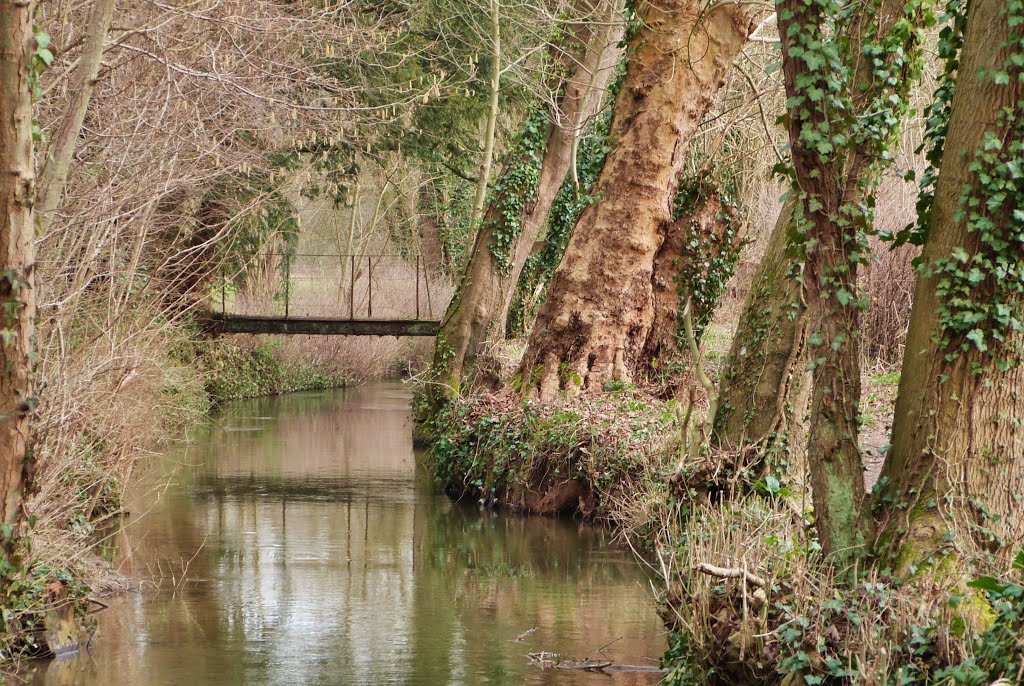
left=967, top=576, right=1007, bottom=594
left=966, top=328, right=988, bottom=352
left=803, top=52, right=826, bottom=71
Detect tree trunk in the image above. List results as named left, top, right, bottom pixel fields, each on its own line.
left=468, top=0, right=501, bottom=229
left=881, top=0, right=1024, bottom=569
left=0, top=0, right=37, bottom=529
left=36, top=0, right=117, bottom=236
left=644, top=181, right=745, bottom=369
left=517, top=0, right=757, bottom=400
left=433, top=2, right=623, bottom=393
left=713, top=197, right=811, bottom=463
left=776, top=0, right=935, bottom=566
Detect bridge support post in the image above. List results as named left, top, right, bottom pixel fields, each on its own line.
left=284, top=254, right=291, bottom=319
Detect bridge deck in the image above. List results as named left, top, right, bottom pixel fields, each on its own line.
left=205, top=313, right=440, bottom=337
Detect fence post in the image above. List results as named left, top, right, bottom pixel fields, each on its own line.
left=367, top=255, right=373, bottom=318
left=221, top=266, right=226, bottom=314
left=350, top=254, right=355, bottom=319
left=416, top=255, right=421, bottom=320
left=284, top=254, right=290, bottom=319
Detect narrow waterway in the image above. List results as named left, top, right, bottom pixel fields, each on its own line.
left=28, top=383, right=665, bottom=685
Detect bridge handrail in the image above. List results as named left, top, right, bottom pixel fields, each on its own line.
left=217, top=252, right=436, bottom=322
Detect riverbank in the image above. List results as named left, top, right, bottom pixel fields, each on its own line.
left=417, top=371, right=1024, bottom=685
left=4, top=324, right=430, bottom=660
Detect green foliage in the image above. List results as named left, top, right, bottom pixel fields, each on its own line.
left=888, top=0, right=1024, bottom=363
left=483, top=106, right=548, bottom=272
left=671, top=176, right=746, bottom=344
left=660, top=631, right=700, bottom=686
left=424, top=392, right=675, bottom=512
left=940, top=553, right=1024, bottom=684
left=201, top=339, right=348, bottom=403
left=1, top=530, right=91, bottom=657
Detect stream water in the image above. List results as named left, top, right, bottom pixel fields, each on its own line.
left=26, top=382, right=666, bottom=685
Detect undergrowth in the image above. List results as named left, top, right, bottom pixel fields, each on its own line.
left=421, top=388, right=677, bottom=526
left=656, top=491, right=1024, bottom=686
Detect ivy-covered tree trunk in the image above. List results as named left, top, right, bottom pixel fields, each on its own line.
left=433, top=5, right=622, bottom=393
left=517, top=0, right=757, bottom=400
left=777, top=0, right=928, bottom=566
left=713, top=197, right=810, bottom=462
left=643, top=181, right=745, bottom=368
left=0, top=0, right=37, bottom=529
left=881, top=0, right=1024, bottom=570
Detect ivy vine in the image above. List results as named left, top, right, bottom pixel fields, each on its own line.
left=671, top=175, right=745, bottom=344
left=482, top=105, right=549, bottom=273
left=907, top=0, right=1024, bottom=361
left=776, top=0, right=933, bottom=316
left=505, top=61, right=625, bottom=335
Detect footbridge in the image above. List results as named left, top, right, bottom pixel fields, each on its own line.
left=203, top=253, right=443, bottom=337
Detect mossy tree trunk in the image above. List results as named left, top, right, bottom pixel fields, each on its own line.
left=0, top=0, right=36, bottom=534
left=433, top=1, right=623, bottom=394
left=517, top=0, right=758, bottom=400
left=777, top=0, right=929, bottom=566
left=881, top=0, right=1024, bottom=570
left=713, top=197, right=810, bottom=464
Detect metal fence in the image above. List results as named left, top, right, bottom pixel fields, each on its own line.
left=218, top=253, right=440, bottom=321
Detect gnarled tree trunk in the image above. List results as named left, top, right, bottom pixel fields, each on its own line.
left=0, top=0, right=37, bottom=530
left=881, top=0, right=1024, bottom=569
left=517, top=0, right=758, bottom=400
left=434, top=0, right=623, bottom=393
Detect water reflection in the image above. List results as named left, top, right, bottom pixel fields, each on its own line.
left=26, top=384, right=665, bottom=685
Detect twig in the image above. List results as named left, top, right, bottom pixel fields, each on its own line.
left=695, top=562, right=766, bottom=588
left=593, top=636, right=622, bottom=653
left=514, top=626, right=538, bottom=642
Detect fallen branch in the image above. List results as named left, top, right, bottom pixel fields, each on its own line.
left=695, top=562, right=766, bottom=588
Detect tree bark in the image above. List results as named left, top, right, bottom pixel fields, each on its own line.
left=469, top=0, right=501, bottom=229
left=0, top=0, right=37, bottom=528
left=433, top=1, right=623, bottom=393
left=713, top=197, right=810, bottom=461
left=36, top=0, right=117, bottom=236
left=881, top=0, right=1024, bottom=569
left=517, top=0, right=758, bottom=400
left=644, top=181, right=745, bottom=368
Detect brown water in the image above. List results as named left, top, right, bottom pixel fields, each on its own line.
left=26, top=383, right=665, bottom=685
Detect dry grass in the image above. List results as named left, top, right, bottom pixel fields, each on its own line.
left=27, top=298, right=208, bottom=594
left=651, top=494, right=987, bottom=686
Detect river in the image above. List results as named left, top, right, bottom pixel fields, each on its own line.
left=26, top=383, right=666, bottom=685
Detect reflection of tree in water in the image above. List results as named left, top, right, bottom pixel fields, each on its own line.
left=32, top=384, right=662, bottom=686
